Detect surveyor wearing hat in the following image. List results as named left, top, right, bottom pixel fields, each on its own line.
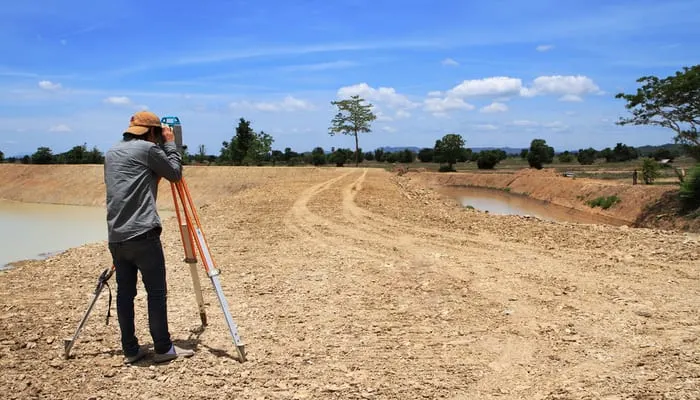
left=104, top=111, right=194, bottom=364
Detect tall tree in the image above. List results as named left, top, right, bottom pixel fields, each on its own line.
left=329, top=95, right=377, bottom=167
left=527, top=139, right=555, bottom=169
left=32, top=147, right=54, bottom=164
left=434, top=133, right=465, bottom=171
left=0, top=149, right=4, bottom=162
left=616, top=65, right=700, bottom=159
left=577, top=148, right=598, bottom=165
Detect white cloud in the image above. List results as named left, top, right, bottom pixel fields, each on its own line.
left=512, top=120, right=539, bottom=127
left=337, top=83, right=417, bottom=110
left=536, top=44, right=554, bottom=52
left=49, top=124, right=71, bottom=132
left=441, top=58, right=459, bottom=66
left=38, top=80, right=61, bottom=90
left=448, top=77, right=523, bottom=98
left=375, top=110, right=393, bottom=122
left=104, top=96, right=133, bottom=105
left=427, top=91, right=442, bottom=97
left=395, top=109, right=411, bottom=119
left=480, top=102, right=508, bottom=113
left=382, top=126, right=397, bottom=133
left=524, top=75, right=601, bottom=98
left=559, top=94, right=583, bottom=102
left=230, top=96, right=314, bottom=112
left=475, top=124, right=498, bottom=131
left=423, top=96, right=475, bottom=116
left=544, top=121, right=569, bottom=132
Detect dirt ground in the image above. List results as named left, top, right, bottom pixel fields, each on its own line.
left=0, top=166, right=698, bottom=399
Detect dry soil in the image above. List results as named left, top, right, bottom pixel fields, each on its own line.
left=0, top=166, right=698, bottom=400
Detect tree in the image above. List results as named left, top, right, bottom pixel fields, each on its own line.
left=330, top=148, right=353, bottom=167
left=520, top=149, right=529, bottom=159
left=374, top=148, right=385, bottom=162
left=558, top=151, right=574, bottom=163
left=476, top=150, right=504, bottom=169
left=641, top=158, right=661, bottom=184
left=679, top=164, right=700, bottom=211
left=220, top=119, right=273, bottom=165
left=576, top=148, right=597, bottom=165
left=434, top=133, right=465, bottom=170
left=245, top=130, right=274, bottom=165
left=602, top=142, right=638, bottom=162
left=616, top=65, right=700, bottom=160
left=650, top=147, right=677, bottom=161
left=398, top=149, right=415, bottom=163
left=194, top=144, right=207, bottom=163
left=0, top=149, right=3, bottom=162
left=85, top=146, right=104, bottom=164
left=418, top=148, right=434, bottom=162
left=527, top=139, right=554, bottom=169
left=329, top=95, right=377, bottom=167
left=363, top=151, right=375, bottom=161
left=311, top=147, right=327, bottom=166
left=458, top=148, right=473, bottom=162
left=32, top=147, right=54, bottom=164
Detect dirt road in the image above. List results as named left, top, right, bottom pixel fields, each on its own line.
left=0, top=167, right=698, bottom=399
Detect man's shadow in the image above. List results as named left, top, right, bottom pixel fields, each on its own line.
left=76, top=324, right=242, bottom=366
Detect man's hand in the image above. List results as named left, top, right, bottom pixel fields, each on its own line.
left=162, top=126, right=175, bottom=143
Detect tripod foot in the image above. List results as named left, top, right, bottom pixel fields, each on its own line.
left=200, top=312, right=208, bottom=326
left=236, top=345, right=246, bottom=362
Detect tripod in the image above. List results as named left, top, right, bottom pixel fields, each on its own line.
left=65, top=119, right=246, bottom=362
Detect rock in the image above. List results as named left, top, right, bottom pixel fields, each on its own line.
left=49, top=359, right=62, bottom=369
left=25, top=342, right=37, bottom=349
left=323, top=384, right=349, bottom=392
left=293, top=390, right=311, bottom=399
left=635, top=310, right=653, bottom=318
left=46, top=337, right=54, bottom=344
left=104, top=370, right=117, bottom=378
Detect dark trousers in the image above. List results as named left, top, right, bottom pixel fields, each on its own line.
left=108, top=228, right=172, bottom=356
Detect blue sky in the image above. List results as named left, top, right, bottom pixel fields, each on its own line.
left=1, top=0, right=698, bottom=156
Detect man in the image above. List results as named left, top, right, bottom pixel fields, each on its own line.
left=104, top=110, right=194, bottom=364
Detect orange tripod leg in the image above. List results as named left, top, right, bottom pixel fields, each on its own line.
left=171, top=179, right=246, bottom=361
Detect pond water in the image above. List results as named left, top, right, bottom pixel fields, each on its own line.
left=0, top=200, right=172, bottom=270
left=433, top=186, right=628, bottom=226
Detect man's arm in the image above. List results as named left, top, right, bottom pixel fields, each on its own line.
left=148, top=127, right=182, bottom=182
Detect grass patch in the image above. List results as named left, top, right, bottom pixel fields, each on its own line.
left=586, top=195, right=621, bottom=210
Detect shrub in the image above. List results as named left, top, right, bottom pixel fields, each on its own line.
left=679, top=164, right=700, bottom=211
left=476, top=150, right=502, bottom=169
left=438, top=165, right=455, bottom=172
left=641, top=158, right=661, bottom=184
left=586, top=195, right=621, bottom=210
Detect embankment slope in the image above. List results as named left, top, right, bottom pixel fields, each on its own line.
left=411, top=168, right=697, bottom=232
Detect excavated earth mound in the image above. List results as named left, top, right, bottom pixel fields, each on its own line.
left=0, top=165, right=698, bottom=399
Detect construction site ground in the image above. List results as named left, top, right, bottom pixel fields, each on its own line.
left=0, top=165, right=698, bottom=400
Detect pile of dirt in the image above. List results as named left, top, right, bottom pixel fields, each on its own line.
left=0, top=166, right=698, bottom=399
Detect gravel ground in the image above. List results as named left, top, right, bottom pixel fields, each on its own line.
left=0, top=167, right=698, bottom=400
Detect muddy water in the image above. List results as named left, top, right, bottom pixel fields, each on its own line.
left=0, top=200, right=173, bottom=269
left=434, top=186, right=628, bottom=226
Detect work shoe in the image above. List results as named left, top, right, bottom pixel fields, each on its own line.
left=153, top=345, right=194, bottom=363
left=123, top=347, right=147, bottom=364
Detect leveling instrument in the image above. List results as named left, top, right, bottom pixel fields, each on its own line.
left=64, top=116, right=246, bottom=362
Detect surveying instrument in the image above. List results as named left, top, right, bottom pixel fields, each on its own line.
left=64, top=116, right=246, bottom=362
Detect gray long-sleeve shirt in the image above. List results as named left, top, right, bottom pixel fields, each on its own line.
left=104, top=139, right=182, bottom=243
